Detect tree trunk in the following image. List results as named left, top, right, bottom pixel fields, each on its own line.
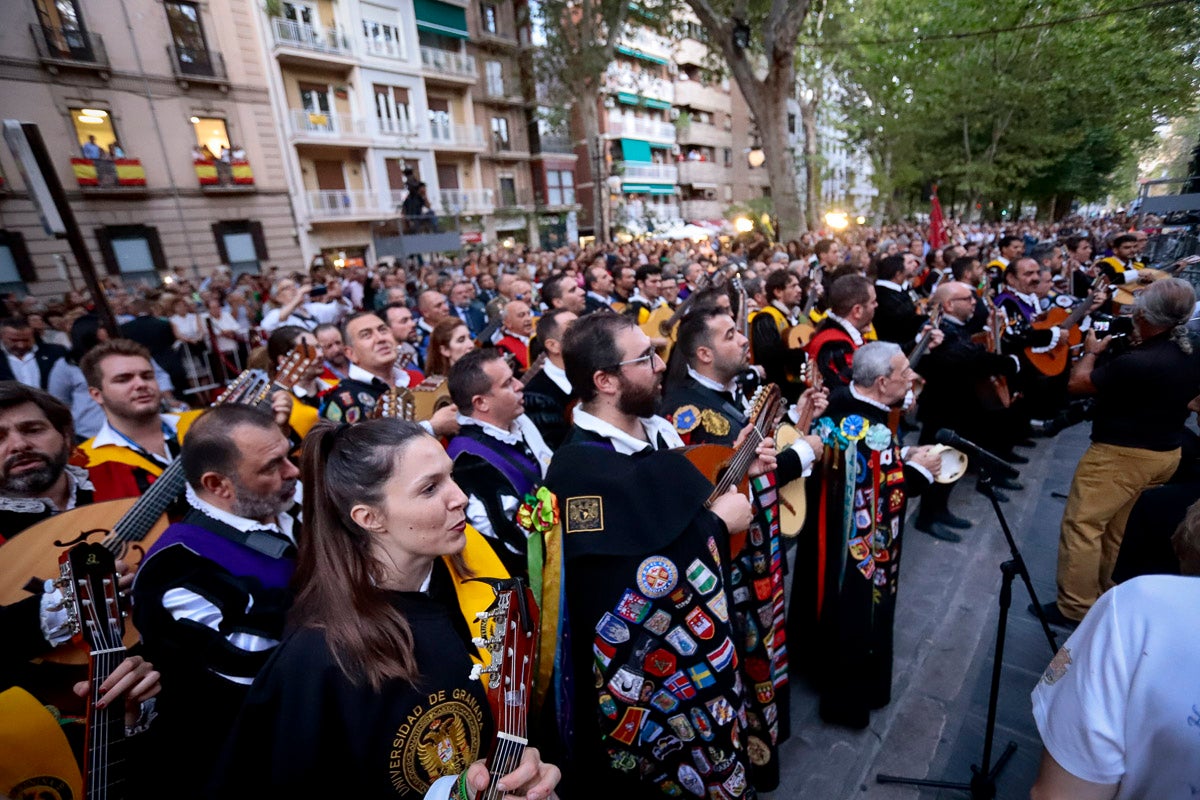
left=1053, top=193, right=1074, bottom=220
left=800, top=98, right=821, bottom=232
left=577, top=91, right=606, bottom=242
left=753, top=82, right=805, bottom=240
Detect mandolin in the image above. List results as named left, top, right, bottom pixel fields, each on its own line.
left=775, top=362, right=824, bottom=536
left=1026, top=276, right=1107, bottom=376
left=57, top=542, right=131, bottom=799
left=469, top=577, right=539, bottom=800
left=1110, top=256, right=1200, bottom=305
left=0, top=346, right=319, bottom=666
left=784, top=263, right=824, bottom=349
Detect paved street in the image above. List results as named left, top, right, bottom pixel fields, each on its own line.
left=770, top=423, right=1092, bottom=800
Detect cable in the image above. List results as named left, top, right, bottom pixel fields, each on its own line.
left=804, top=0, right=1192, bottom=48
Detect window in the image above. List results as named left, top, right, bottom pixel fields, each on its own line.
left=0, top=231, right=35, bottom=294
left=498, top=176, right=516, bottom=206
left=298, top=83, right=333, bottom=132
left=191, top=116, right=229, bottom=160
left=722, top=148, right=732, bottom=167
left=373, top=84, right=413, bottom=134
left=485, top=60, right=503, bottom=96
left=362, top=17, right=403, bottom=57
left=546, top=170, right=574, bottom=206
left=164, top=1, right=213, bottom=75
left=491, top=116, right=510, bottom=150
left=96, top=225, right=166, bottom=285
left=787, top=113, right=796, bottom=134
left=212, top=220, right=267, bottom=277
left=481, top=3, right=498, bottom=33
left=71, top=106, right=119, bottom=158
left=282, top=1, right=315, bottom=25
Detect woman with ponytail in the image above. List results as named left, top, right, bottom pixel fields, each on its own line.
left=212, top=419, right=560, bottom=799
left=1044, top=278, right=1200, bottom=628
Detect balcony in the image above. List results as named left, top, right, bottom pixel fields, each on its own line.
left=194, top=158, right=255, bottom=192
left=30, top=24, right=110, bottom=78
left=617, top=162, right=677, bottom=183
left=476, top=20, right=518, bottom=50
left=674, top=79, right=731, bottom=112
left=681, top=199, right=726, bottom=220
left=540, top=188, right=578, bottom=209
left=675, top=121, right=730, bottom=148
left=435, top=189, right=495, bottom=216
left=487, top=133, right=530, bottom=159
left=287, top=109, right=370, bottom=144
left=677, top=160, right=728, bottom=186
left=420, top=46, right=477, bottom=83
left=376, top=114, right=421, bottom=139
left=537, top=133, right=575, bottom=154
left=428, top=121, right=486, bottom=150
left=167, top=44, right=228, bottom=88
left=270, top=17, right=355, bottom=68
left=483, top=79, right=525, bottom=106
left=71, top=158, right=147, bottom=193
left=607, top=116, right=676, bottom=142
left=496, top=188, right=535, bottom=209
left=604, top=67, right=674, bottom=106
left=361, top=32, right=403, bottom=59
left=372, top=217, right=464, bottom=258
left=306, top=190, right=388, bottom=222
left=619, top=27, right=671, bottom=63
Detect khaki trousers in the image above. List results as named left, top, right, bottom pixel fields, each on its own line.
left=1056, top=442, right=1179, bottom=620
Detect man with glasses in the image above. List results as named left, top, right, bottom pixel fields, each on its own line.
left=546, top=312, right=786, bottom=797
left=914, top=282, right=1022, bottom=538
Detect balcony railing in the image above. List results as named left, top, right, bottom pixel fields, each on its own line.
left=607, top=116, right=676, bottom=141
left=618, top=162, right=677, bottom=183
left=71, top=158, right=146, bottom=190
left=30, top=24, right=109, bottom=71
left=376, top=114, right=420, bottom=137
left=674, top=79, right=731, bottom=111
left=362, top=33, right=403, bottom=59
left=271, top=17, right=352, bottom=56
left=604, top=67, right=674, bottom=104
left=538, top=133, right=574, bottom=154
left=428, top=121, right=485, bottom=148
left=420, top=46, right=477, bottom=79
left=542, top=188, right=577, bottom=207
left=307, top=190, right=387, bottom=219
left=288, top=108, right=369, bottom=139
left=646, top=204, right=680, bottom=221
left=436, top=189, right=495, bottom=215
left=194, top=158, right=254, bottom=190
left=677, top=160, right=728, bottom=185
left=681, top=199, right=726, bottom=220
left=167, top=44, right=227, bottom=82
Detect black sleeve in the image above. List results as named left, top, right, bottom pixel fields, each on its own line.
left=450, top=454, right=530, bottom=577
left=522, top=391, right=569, bottom=450
left=750, top=315, right=804, bottom=389
left=903, top=463, right=933, bottom=498
left=1096, top=261, right=1136, bottom=285
left=0, top=595, right=49, bottom=668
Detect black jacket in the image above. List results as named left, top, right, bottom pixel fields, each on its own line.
left=915, top=319, right=1018, bottom=436
left=872, top=284, right=926, bottom=344
left=523, top=369, right=571, bottom=450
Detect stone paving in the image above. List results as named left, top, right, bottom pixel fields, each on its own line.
left=766, top=423, right=1091, bottom=800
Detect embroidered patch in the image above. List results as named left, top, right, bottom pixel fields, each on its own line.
left=1041, top=646, right=1072, bottom=685
left=345, top=405, right=361, bottom=424
left=651, top=690, right=679, bottom=713
left=706, top=637, right=736, bottom=672
left=594, top=639, right=615, bottom=668
left=666, top=626, right=699, bottom=656
left=615, top=589, right=651, bottom=623
left=746, top=735, right=772, bottom=766
left=687, top=663, right=716, bottom=689
left=597, top=612, right=631, bottom=644
left=325, top=403, right=344, bottom=422
left=566, top=496, right=604, bottom=533
left=706, top=591, right=729, bottom=624
left=699, top=409, right=731, bottom=437
left=357, top=391, right=376, bottom=407
left=637, top=555, right=680, bottom=599
left=674, top=405, right=701, bottom=434
left=690, top=706, right=715, bottom=740
left=608, top=666, right=644, bottom=703
left=598, top=691, right=618, bottom=718
left=644, top=648, right=678, bottom=678
left=668, top=714, right=696, bottom=743
left=678, top=764, right=705, bottom=798
left=664, top=671, right=696, bottom=700
left=722, top=762, right=748, bottom=796
left=644, top=609, right=672, bottom=635
left=848, top=537, right=871, bottom=561
left=609, top=706, right=647, bottom=745
left=685, top=607, right=715, bottom=640
left=686, top=559, right=719, bottom=595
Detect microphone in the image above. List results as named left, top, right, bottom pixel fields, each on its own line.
left=934, top=429, right=1020, bottom=480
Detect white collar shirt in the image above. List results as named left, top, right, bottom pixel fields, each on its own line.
left=572, top=407, right=683, bottom=455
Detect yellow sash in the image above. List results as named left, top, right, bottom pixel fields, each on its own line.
left=445, top=525, right=511, bottom=688
left=0, top=687, right=82, bottom=799
left=78, top=410, right=203, bottom=477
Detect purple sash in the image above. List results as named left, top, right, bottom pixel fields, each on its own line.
left=994, top=291, right=1037, bottom=323
left=447, top=435, right=541, bottom=498
left=146, top=523, right=295, bottom=590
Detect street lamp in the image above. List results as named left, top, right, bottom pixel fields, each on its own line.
left=734, top=216, right=754, bottom=233
left=746, top=147, right=765, bottom=168
left=824, top=211, right=849, bottom=230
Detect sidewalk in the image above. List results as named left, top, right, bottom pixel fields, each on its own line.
left=768, top=424, right=1090, bottom=799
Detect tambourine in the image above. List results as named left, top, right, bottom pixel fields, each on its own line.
left=925, top=444, right=968, bottom=484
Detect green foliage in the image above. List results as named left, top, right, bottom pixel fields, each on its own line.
left=832, top=0, right=1200, bottom=217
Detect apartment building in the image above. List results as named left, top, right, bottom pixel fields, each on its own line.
left=0, top=0, right=301, bottom=296
left=673, top=21, right=737, bottom=227
left=787, top=79, right=878, bottom=217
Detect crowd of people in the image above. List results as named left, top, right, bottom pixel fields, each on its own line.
left=1, top=213, right=1198, bottom=799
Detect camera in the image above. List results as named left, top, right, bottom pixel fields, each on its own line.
left=309, top=284, right=328, bottom=298
left=1091, top=313, right=1133, bottom=340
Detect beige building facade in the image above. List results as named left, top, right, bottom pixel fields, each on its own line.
left=0, top=0, right=302, bottom=295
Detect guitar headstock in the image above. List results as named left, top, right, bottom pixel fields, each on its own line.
left=274, top=342, right=320, bottom=391
left=371, top=386, right=415, bottom=420
left=469, top=577, right=539, bottom=735
left=57, top=543, right=126, bottom=656
left=748, top=382, right=784, bottom=434
left=215, top=369, right=271, bottom=406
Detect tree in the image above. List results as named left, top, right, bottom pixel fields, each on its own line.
left=683, top=0, right=813, bottom=240
left=533, top=0, right=642, bottom=242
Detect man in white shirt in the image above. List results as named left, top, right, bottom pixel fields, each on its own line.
left=259, top=278, right=349, bottom=333
left=523, top=309, right=576, bottom=449
left=0, top=317, right=69, bottom=391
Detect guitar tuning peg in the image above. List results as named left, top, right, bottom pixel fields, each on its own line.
left=469, top=664, right=484, bottom=680
left=472, top=636, right=487, bottom=647
left=475, top=611, right=490, bottom=621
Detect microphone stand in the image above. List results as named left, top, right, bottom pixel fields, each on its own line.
left=876, top=464, right=1060, bottom=798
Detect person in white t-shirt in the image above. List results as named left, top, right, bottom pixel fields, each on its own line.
left=1030, top=500, right=1200, bottom=800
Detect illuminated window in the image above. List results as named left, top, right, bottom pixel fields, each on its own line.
left=190, top=116, right=230, bottom=159
left=70, top=107, right=118, bottom=156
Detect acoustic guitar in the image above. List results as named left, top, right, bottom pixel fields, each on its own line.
left=468, top=576, right=539, bottom=800
left=784, top=263, right=824, bottom=349
left=57, top=541, right=132, bottom=799
left=1111, top=256, right=1200, bottom=305
left=774, top=362, right=823, bottom=537
left=0, top=346, right=318, bottom=666
left=1026, top=276, right=1107, bottom=376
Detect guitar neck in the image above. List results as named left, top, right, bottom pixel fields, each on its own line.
left=706, top=429, right=764, bottom=506
left=85, top=648, right=128, bottom=799
left=107, top=458, right=187, bottom=549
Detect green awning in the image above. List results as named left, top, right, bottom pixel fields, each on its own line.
left=414, top=0, right=469, bottom=39
left=620, top=138, right=652, bottom=163
left=616, top=45, right=669, bottom=65
left=643, top=97, right=671, bottom=111
left=649, top=142, right=672, bottom=150
left=616, top=92, right=640, bottom=106
left=622, top=184, right=676, bottom=195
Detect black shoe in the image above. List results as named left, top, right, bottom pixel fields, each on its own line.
left=1003, top=452, right=1030, bottom=465
left=933, top=511, right=971, bottom=530
left=914, top=519, right=963, bottom=543
left=1030, top=420, right=1056, bottom=437
left=994, top=477, right=1023, bottom=492
left=1014, top=438, right=1037, bottom=449
left=978, top=483, right=1010, bottom=503
left=1029, top=601, right=1079, bottom=630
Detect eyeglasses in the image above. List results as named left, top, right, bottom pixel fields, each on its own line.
left=606, top=350, right=659, bottom=371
